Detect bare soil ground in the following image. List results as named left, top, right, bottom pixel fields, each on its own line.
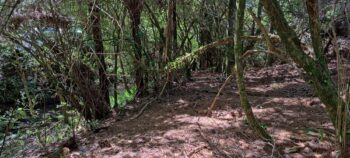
left=45, top=63, right=340, bottom=158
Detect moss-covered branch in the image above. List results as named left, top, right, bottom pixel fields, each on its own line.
left=165, top=37, right=234, bottom=73
left=165, top=35, right=280, bottom=73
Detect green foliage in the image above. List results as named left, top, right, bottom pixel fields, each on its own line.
left=0, top=44, right=21, bottom=105
left=0, top=107, right=77, bottom=158
left=86, top=119, right=100, bottom=130
left=304, top=127, right=326, bottom=142
left=319, top=129, right=325, bottom=142
left=109, top=86, right=137, bottom=108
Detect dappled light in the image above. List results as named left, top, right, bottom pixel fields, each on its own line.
left=0, top=0, right=350, bottom=157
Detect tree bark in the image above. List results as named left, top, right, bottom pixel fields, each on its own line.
left=144, top=2, right=165, bottom=66
left=88, top=1, right=110, bottom=119
left=124, top=0, right=145, bottom=96
left=233, top=0, right=272, bottom=142
left=172, top=0, right=177, bottom=57
left=261, top=0, right=350, bottom=154
left=163, top=0, right=176, bottom=63
left=306, top=0, right=327, bottom=70
left=226, top=0, right=236, bottom=73
left=89, top=1, right=109, bottom=103
left=199, top=1, right=215, bottom=70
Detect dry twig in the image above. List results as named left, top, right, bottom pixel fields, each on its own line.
left=207, top=75, right=233, bottom=117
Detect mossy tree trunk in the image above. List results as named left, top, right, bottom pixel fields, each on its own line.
left=261, top=0, right=350, bottom=155
left=306, top=0, right=349, bottom=155
left=233, top=0, right=272, bottom=142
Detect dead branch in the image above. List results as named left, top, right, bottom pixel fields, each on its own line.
left=207, top=75, right=233, bottom=117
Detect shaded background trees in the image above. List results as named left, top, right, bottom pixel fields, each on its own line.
left=0, top=0, right=349, bottom=157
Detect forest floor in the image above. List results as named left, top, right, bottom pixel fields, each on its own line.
left=25, top=61, right=350, bottom=158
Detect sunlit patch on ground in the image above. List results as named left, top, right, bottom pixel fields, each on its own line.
left=24, top=64, right=339, bottom=158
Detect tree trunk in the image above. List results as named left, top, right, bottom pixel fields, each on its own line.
left=144, top=2, right=165, bottom=69
left=255, top=0, right=263, bottom=35
left=71, top=62, right=110, bottom=120
left=261, top=0, right=350, bottom=154
left=226, top=0, right=236, bottom=73
left=307, top=0, right=349, bottom=155
left=88, top=1, right=110, bottom=119
left=124, top=0, right=145, bottom=96
left=89, top=1, right=109, bottom=104
left=266, top=21, right=276, bottom=65
left=233, top=0, right=272, bottom=142
left=199, top=1, right=215, bottom=70
left=164, top=0, right=176, bottom=63
left=172, top=0, right=177, bottom=57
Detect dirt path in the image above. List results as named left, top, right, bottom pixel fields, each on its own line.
left=57, top=63, right=337, bottom=158
left=25, top=63, right=339, bottom=158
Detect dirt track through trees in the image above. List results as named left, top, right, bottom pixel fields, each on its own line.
left=43, top=63, right=339, bottom=158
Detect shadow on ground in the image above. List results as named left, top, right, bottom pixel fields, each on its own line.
left=32, top=64, right=337, bottom=158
